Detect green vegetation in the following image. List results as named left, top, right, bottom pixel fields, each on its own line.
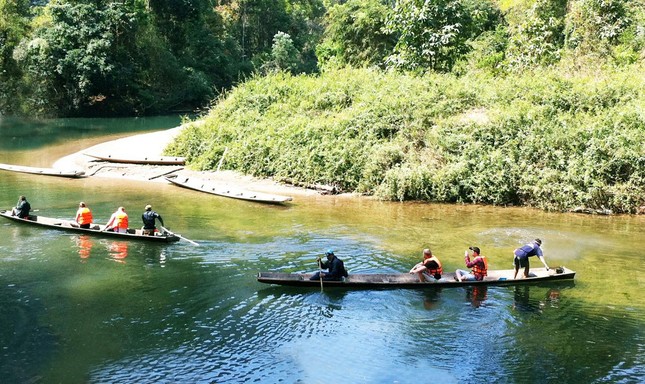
left=2, top=1, right=644, bottom=211
left=168, top=64, right=644, bottom=213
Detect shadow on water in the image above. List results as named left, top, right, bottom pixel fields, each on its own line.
left=0, top=284, right=57, bottom=383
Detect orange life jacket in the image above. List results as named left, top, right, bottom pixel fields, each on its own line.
left=472, top=256, right=488, bottom=280
left=115, top=211, right=128, bottom=229
left=424, top=257, right=443, bottom=277
left=77, top=207, right=92, bottom=225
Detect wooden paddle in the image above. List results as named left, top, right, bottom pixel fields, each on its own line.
left=161, top=226, right=199, bottom=246
left=318, top=257, right=324, bottom=291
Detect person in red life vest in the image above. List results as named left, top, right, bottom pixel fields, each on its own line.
left=455, top=246, right=488, bottom=282
left=409, top=248, right=443, bottom=282
left=75, top=202, right=93, bottom=229
left=513, top=238, right=549, bottom=279
left=104, top=206, right=129, bottom=233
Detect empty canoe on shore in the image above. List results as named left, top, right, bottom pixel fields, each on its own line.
left=0, top=210, right=180, bottom=243
left=0, top=163, right=86, bottom=178
left=165, top=175, right=293, bottom=204
left=84, top=153, right=185, bottom=165
left=257, top=267, right=575, bottom=289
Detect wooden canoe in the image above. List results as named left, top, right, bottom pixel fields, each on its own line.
left=0, top=163, right=86, bottom=178
left=84, top=153, right=185, bottom=165
left=0, top=210, right=180, bottom=243
left=165, top=175, right=293, bottom=204
left=257, top=267, right=576, bottom=288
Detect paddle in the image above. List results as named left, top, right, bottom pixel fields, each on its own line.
left=161, top=226, right=199, bottom=246
left=318, top=256, right=324, bottom=291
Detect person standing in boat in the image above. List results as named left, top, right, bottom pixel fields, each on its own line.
left=455, top=246, right=488, bottom=282
left=104, top=207, right=129, bottom=233
left=513, top=239, right=549, bottom=279
left=409, top=248, right=443, bottom=282
left=11, top=195, right=31, bottom=218
left=309, top=249, right=348, bottom=281
left=75, top=202, right=93, bottom=229
left=142, top=204, right=164, bottom=236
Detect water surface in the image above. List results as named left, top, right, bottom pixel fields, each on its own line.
left=0, top=118, right=642, bottom=383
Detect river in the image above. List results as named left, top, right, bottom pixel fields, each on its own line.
left=0, top=117, right=643, bottom=383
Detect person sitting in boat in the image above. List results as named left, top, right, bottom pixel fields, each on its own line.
left=75, top=202, right=93, bottom=229
left=104, top=207, right=129, bottom=233
left=455, top=246, right=488, bottom=282
left=513, top=238, right=549, bottom=279
left=309, top=249, right=348, bottom=281
left=142, top=204, right=164, bottom=236
left=409, top=248, right=443, bottom=282
left=11, top=195, right=31, bottom=219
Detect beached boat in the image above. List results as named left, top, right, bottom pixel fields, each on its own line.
left=84, top=153, right=185, bottom=165
left=257, top=267, right=575, bottom=288
left=165, top=174, right=293, bottom=204
left=0, top=210, right=180, bottom=243
left=0, top=163, right=86, bottom=178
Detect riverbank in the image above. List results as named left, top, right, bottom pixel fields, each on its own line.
left=53, top=126, right=320, bottom=198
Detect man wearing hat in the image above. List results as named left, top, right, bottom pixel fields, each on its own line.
left=513, top=239, right=549, bottom=279
left=309, top=249, right=348, bottom=281
left=142, top=204, right=165, bottom=236
left=455, top=246, right=488, bottom=282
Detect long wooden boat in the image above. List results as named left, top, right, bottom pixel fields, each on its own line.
left=257, top=267, right=575, bottom=288
left=0, top=163, right=86, bottom=178
left=84, top=152, right=185, bottom=165
left=0, top=210, right=180, bottom=243
left=165, top=174, right=293, bottom=204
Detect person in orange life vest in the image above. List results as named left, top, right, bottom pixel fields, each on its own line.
left=409, top=248, right=443, bottom=282
left=75, top=202, right=93, bottom=229
left=455, top=246, right=488, bottom=282
left=105, top=206, right=129, bottom=233
left=513, top=238, right=549, bottom=279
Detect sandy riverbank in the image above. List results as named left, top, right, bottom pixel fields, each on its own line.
left=53, top=126, right=320, bottom=198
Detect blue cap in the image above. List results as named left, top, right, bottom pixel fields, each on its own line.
left=325, top=249, right=334, bottom=255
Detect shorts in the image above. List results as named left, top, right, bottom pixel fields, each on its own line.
left=456, top=269, right=477, bottom=281
left=422, top=272, right=441, bottom=281
left=514, top=256, right=529, bottom=268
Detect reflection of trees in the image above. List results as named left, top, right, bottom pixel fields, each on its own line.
left=503, top=282, right=643, bottom=383
left=0, top=284, right=56, bottom=382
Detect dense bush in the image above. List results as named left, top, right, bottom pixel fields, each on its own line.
left=167, top=64, right=645, bottom=213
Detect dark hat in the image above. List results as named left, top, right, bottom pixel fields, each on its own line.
left=534, top=238, right=542, bottom=246
left=469, top=246, right=481, bottom=254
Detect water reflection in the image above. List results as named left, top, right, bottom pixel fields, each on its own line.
left=465, top=285, right=488, bottom=308
left=75, top=235, right=93, bottom=261
left=108, top=241, right=128, bottom=263
left=422, top=288, right=442, bottom=310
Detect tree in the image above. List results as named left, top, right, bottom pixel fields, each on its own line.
left=263, top=31, right=301, bottom=73
left=384, top=0, right=473, bottom=72
left=0, top=0, right=31, bottom=113
left=317, top=0, right=395, bottom=69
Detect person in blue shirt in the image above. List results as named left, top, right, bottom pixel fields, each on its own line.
left=309, top=249, right=348, bottom=281
left=513, top=239, right=549, bottom=279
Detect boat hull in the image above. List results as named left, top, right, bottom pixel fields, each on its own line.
left=84, top=153, right=185, bottom=165
left=0, top=163, right=85, bottom=178
left=0, top=210, right=180, bottom=243
left=165, top=175, right=293, bottom=204
left=257, top=268, right=576, bottom=288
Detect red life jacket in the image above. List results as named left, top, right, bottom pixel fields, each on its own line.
left=472, top=256, right=488, bottom=280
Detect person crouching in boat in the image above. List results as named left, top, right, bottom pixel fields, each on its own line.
left=309, top=250, right=348, bottom=281
left=11, top=195, right=31, bottom=218
left=104, top=207, right=129, bottom=233
left=409, top=249, right=443, bottom=282
left=513, top=238, right=549, bottom=279
left=75, top=202, right=93, bottom=229
left=142, top=204, right=164, bottom=236
left=455, top=246, right=488, bottom=282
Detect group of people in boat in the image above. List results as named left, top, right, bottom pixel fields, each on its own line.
left=311, top=239, right=549, bottom=282
left=10, top=195, right=166, bottom=236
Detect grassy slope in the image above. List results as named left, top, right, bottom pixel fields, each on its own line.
left=167, top=64, right=645, bottom=213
